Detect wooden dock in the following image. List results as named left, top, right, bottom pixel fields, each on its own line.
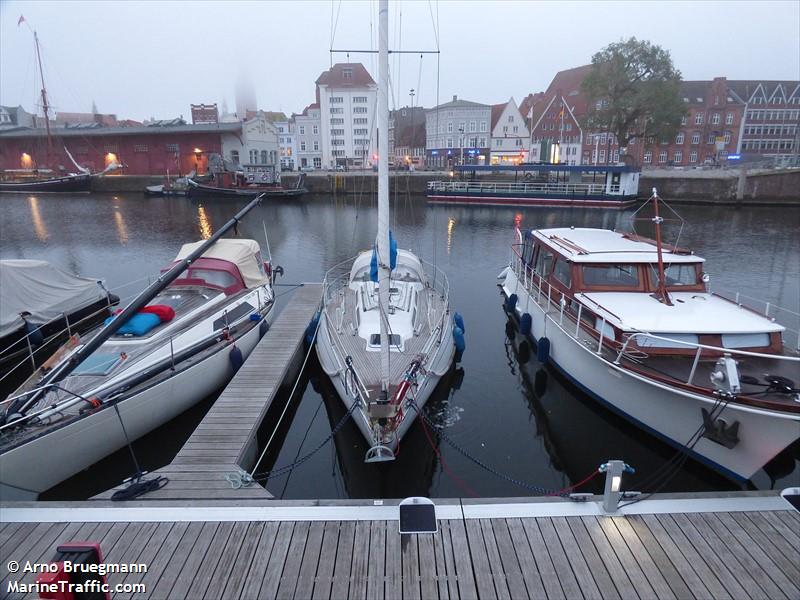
left=1, top=493, right=797, bottom=599
left=96, top=284, right=322, bottom=502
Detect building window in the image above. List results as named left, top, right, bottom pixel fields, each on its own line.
left=343, top=68, right=353, bottom=79
left=691, top=132, right=700, bottom=144
left=725, top=113, right=734, bottom=125
left=353, top=128, right=368, bottom=135
left=711, top=113, right=720, bottom=125
left=330, top=97, right=343, bottom=104
left=261, top=150, right=268, bottom=164
left=694, top=112, right=704, bottom=125
left=680, top=115, right=688, bottom=125
left=446, top=138, right=453, bottom=148
left=673, top=150, right=682, bottom=163
left=330, top=118, right=344, bottom=125
left=354, top=118, right=368, bottom=124
left=299, top=125, right=305, bottom=134
left=675, top=132, right=684, bottom=144
left=133, top=144, right=148, bottom=153
left=313, top=157, right=321, bottom=168
left=469, top=121, right=476, bottom=132
left=495, top=139, right=502, bottom=147
left=165, top=143, right=179, bottom=152
left=513, top=125, right=519, bottom=133
left=330, top=107, right=343, bottom=114
left=331, top=139, right=345, bottom=146
left=479, top=137, right=486, bottom=147
left=447, top=122, right=453, bottom=133
left=313, top=141, right=319, bottom=151
left=353, top=96, right=368, bottom=103
left=723, top=131, right=731, bottom=144
left=313, top=125, right=319, bottom=135
left=353, top=107, right=368, bottom=114
left=300, top=141, right=306, bottom=151
left=643, top=151, right=652, bottom=163
left=330, top=129, right=344, bottom=136
left=689, top=150, right=697, bottom=163
left=599, top=149, right=606, bottom=162
left=658, top=150, right=668, bottom=163
left=707, top=133, right=716, bottom=144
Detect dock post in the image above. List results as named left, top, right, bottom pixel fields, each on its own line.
left=600, top=460, right=626, bottom=513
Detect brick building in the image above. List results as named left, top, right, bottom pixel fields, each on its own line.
left=0, top=114, right=279, bottom=176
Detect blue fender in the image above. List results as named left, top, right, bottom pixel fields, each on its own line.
left=505, top=293, right=518, bottom=313
left=454, top=312, right=465, bottom=334
left=229, top=344, right=244, bottom=372
left=537, top=336, right=550, bottom=363
left=519, top=313, right=532, bottom=336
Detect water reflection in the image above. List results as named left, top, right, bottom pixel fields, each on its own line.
left=27, top=196, right=49, bottom=242
left=113, top=208, right=129, bottom=245
left=197, top=204, right=213, bottom=240
left=446, top=217, right=455, bottom=255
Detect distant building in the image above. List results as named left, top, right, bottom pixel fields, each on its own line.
left=53, top=111, right=118, bottom=128
left=727, top=80, right=800, bottom=161
left=235, top=76, right=258, bottom=120
left=0, top=105, right=35, bottom=130
left=315, top=63, right=377, bottom=169
left=0, top=114, right=279, bottom=176
left=390, top=106, right=426, bottom=167
left=262, top=113, right=297, bottom=171
left=489, top=97, right=530, bottom=165
left=191, top=103, right=219, bottom=125
left=294, top=103, right=322, bottom=170
left=425, top=95, right=491, bottom=168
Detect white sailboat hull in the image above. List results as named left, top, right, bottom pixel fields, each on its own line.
left=500, top=267, right=800, bottom=482
left=0, top=321, right=264, bottom=500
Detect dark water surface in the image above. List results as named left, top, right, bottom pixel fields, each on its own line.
left=1, top=191, right=798, bottom=500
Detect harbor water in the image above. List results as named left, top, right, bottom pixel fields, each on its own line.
left=1, top=190, right=798, bottom=500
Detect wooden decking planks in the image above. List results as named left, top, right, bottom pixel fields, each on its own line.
left=95, top=284, right=322, bottom=501
left=4, top=507, right=796, bottom=599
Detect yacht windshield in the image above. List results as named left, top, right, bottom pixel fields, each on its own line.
left=648, top=263, right=699, bottom=287
left=582, top=264, right=640, bottom=287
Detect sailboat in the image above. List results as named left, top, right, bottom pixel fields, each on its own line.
left=315, top=0, right=460, bottom=462
left=0, top=22, right=113, bottom=193
left=0, top=196, right=276, bottom=499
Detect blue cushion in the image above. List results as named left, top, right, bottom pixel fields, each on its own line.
left=104, top=312, right=162, bottom=336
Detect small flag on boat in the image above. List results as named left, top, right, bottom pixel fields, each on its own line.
left=18, top=15, right=26, bottom=26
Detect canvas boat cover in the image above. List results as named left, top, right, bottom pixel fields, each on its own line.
left=0, top=260, right=109, bottom=338
left=174, top=239, right=269, bottom=289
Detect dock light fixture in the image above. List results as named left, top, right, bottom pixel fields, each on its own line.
left=600, top=460, right=634, bottom=512
left=21, top=152, right=33, bottom=168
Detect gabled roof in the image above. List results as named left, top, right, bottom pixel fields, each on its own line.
left=519, top=92, right=545, bottom=123
left=726, top=80, right=800, bottom=103
left=429, top=95, right=489, bottom=110
left=246, top=110, right=287, bottom=122
left=490, top=103, right=506, bottom=130
left=316, top=63, right=375, bottom=88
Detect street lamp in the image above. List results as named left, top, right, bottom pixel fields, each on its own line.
left=458, top=126, right=465, bottom=166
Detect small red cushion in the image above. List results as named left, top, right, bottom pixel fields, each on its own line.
left=140, top=304, right=176, bottom=322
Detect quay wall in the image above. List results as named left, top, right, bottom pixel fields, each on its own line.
left=91, top=170, right=800, bottom=205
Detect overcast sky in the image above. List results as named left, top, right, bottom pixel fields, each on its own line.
left=1, top=0, right=798, bottom=121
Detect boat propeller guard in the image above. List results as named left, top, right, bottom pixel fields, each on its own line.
left=365, top=445, right=395, bottom=463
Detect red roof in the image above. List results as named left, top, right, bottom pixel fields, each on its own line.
left=490, top=103, right=506, bottom=130
left=316, top=63, right=376, bottom=88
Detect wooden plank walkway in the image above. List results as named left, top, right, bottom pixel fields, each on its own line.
left=1, top=494, right=797, bottom=599
left=95, top=284, right=322, bottom=502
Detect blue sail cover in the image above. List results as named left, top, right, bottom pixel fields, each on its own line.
left=370, top=231, right=398, bottom=283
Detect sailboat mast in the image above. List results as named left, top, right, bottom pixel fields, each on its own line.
left=377, top=0, right=391, bottom=397
left=651, top=189, right=673, bottom=306
left=33, top=31, right=53, bottom=162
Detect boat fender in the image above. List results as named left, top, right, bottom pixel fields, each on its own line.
left=537, top=336, right=550, bottom=363
left=520, top=313, right=532, bottom=337
left=505, top=294, right=518, bottom=313
left=453, top=326, right=466, bottom=361
left=259, top=318, right=270, bottom=337
left=534, top=369, right=548, bottom=396
left=454, top=312, right=465, bottom=334
left=23, top=319, right=44, bottom=347
left=505, top=320, right=516, bottom=340
left=518, top=339, right=531, bottom=365
left=305, top=312, right=321, bottom=346
left=229, top=345, right=244, bottom=372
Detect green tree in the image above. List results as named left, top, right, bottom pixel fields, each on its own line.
left=581, top=37, right=685, bottom=162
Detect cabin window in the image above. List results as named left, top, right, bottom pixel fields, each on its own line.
left=369, top=334, right=402, bottom=348
left=188, top=268, right=239, bottom=289
left=595, top=318, right=616, bottom=340
left=552, top=259, right=572, bottom=287
left=522, top=238, right=535, bottom=265
left=648, top=263, right=698, bottom=287
left=721, top=333, right=770, bottom=349
left=638, top=333, right=699, bottom=349
left=582, top=264, right=639, bottom=287
left=73, top=352, right=124, bottom=376
left=534, top=249, right=555, bottom=277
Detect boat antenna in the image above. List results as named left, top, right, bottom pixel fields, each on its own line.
left=377, top=0, right=391, bottom=400
left=649, top=188, right=673, bottom=306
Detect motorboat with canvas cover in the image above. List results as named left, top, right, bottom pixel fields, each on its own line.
left=316, top=0, right=460, bottom=463
left=0, top=260, right=119, bottom=390
left=498, top=192, right=800, bottom=482
left=0, top=199, right=276, bottom=499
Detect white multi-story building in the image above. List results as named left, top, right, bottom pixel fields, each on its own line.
left=490, top=97, right=530, bottom=164
left=425, top=95, right=491, bottom=168
left=274, top=116, right=297, bottom=171
left=316, top=63, right=377, bottom=169
left=294, top=103, right=323, bottom=170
